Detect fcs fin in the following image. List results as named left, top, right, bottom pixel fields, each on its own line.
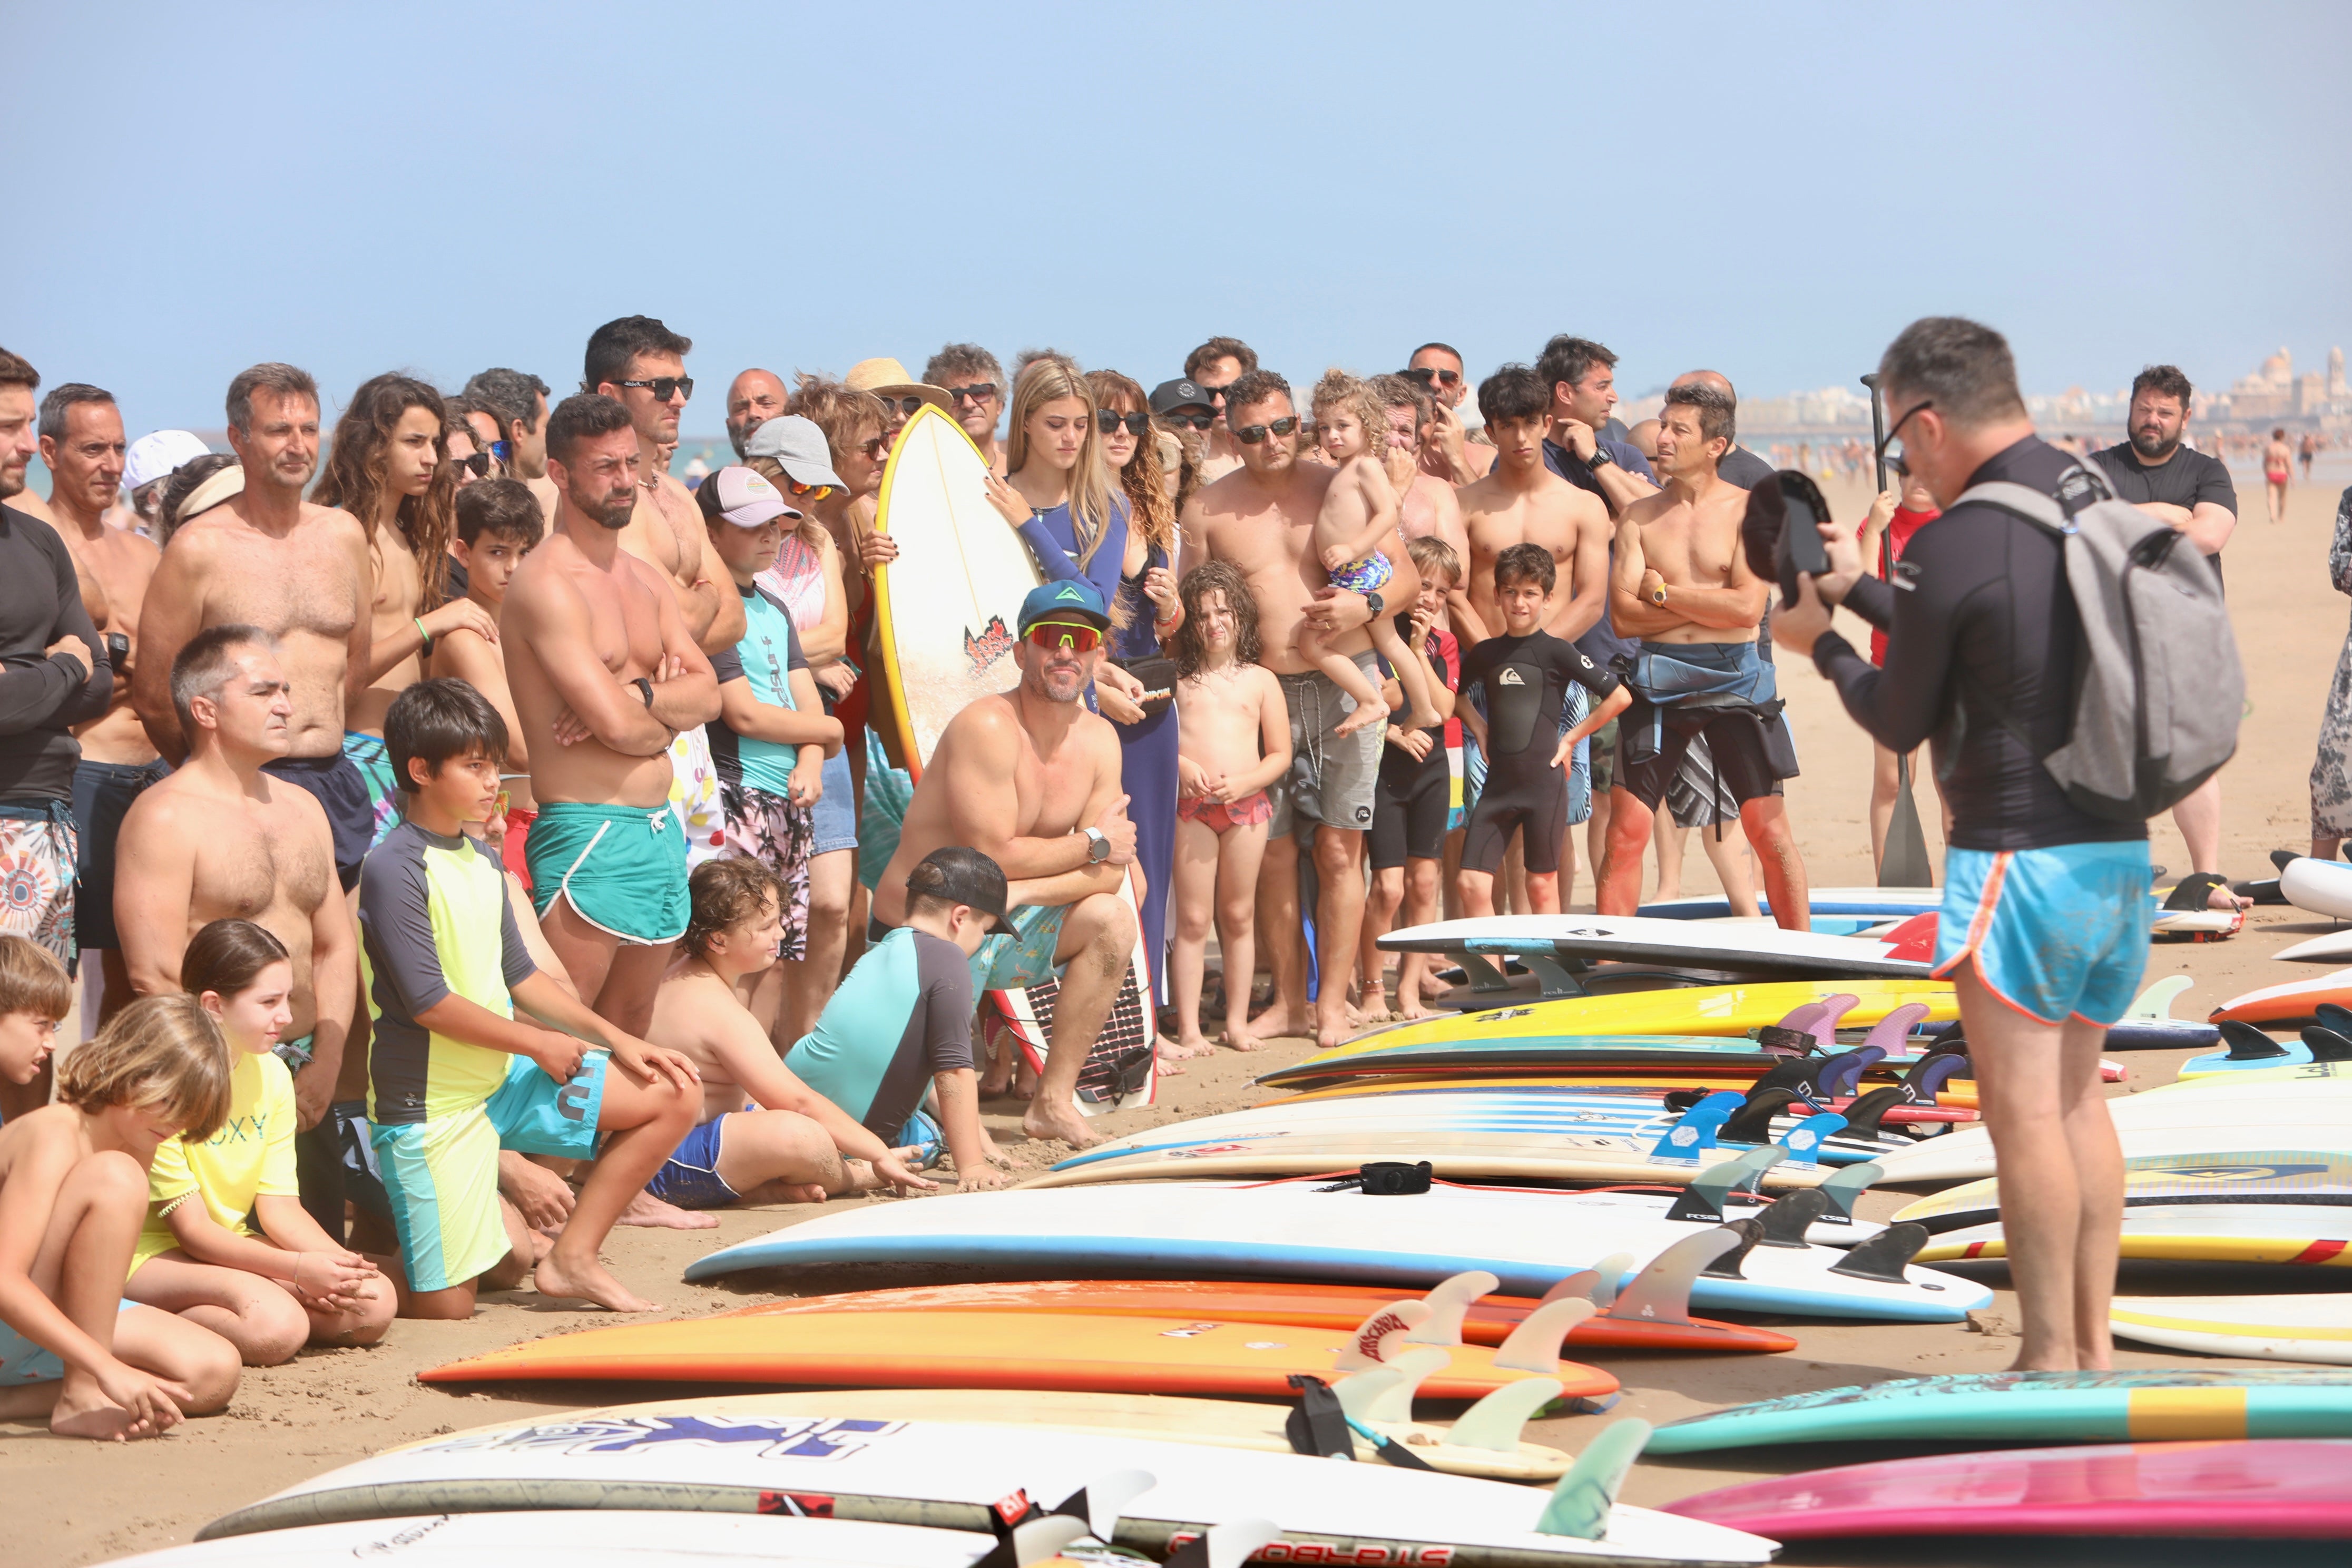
left=1165, top=1521, right=1285, bottom=1568
left=1336, top=1346, right=1448, bottom=1423
left=1838, top=1085, right=1906, bottom=1141
left=2317, top=1002, right=2352, bottom=1035
left=1719, top=1086, right=1800, bottom=1145
left=2125, top=973, right=2194, bottom=1020
left=1402, top=1271, right=1499, bottom=1347
left=1646, top=1091, right=1740, bottom=1164
left=1901, top=1052, right=1968, bottom=1102
left=1534, top=1419, right=1653, bottom=1541
left=1857, top=1002, right=1932, bottom=1061
left=1664, top=1145, right=1780, bottom=1223
left=977, top=1515, right=1092, bottom=1568
left=1755, top=1187, right=1829, bottom=1248
left=1816, top=1162, right=1883, bottom=1223
left=1807, top=993, right=1863, bottom=1046
left=2304, top=1025, right=2352, bottom=1063
left=1602, top=1229, right=1733, bottom=1326
left=1492, top=1296, right=1596, bottom=1372
left=1045, top=1470, right=1155, bottom=1542
left=1775, top=1110, right=1849, bottom=1167
left=1817, top=1045, right=1887, bottom=1100
left=1744, top=1056, right=1823, bottom=1103
left=1447, top=1376, right=1565, bottom=1454
left=1769, top=1000, right=1831, bottom=1037
left=1699, top=1218, right=1764, bottom=1280
left=1286, top=1375, right=1358, bottom=1458
left=1541, top=1250, right=1634, bottom=1311
left=1332, top=1297, right=1434, bottom=1370
left=1830, top=1221, right=1928, bottom=1283
left=2218, top=1019, right=2291, bottom=1061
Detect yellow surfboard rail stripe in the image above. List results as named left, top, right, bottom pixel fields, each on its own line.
left=2125, top=1385, right=2247, bottom=1439
left=2111, top=1308, right=2352, bottom=1343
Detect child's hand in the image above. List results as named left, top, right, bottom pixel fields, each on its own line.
left=608, top=1032, right=702, bottom=1092
left=525, top=1029, right=587, bottom=1084
left=1388, top=726, right=1433, bottom=761
left=1178, top=757, right=1211, bottom=800
left=94, top=1358, right=190, bottom=1438
left=1552, top=734, right=1576, bottom=769
left=789, top=757, right=824, bottom=808
left=957, top=1163, right=1012, bottom=1192
left=1320, top=543, right=1352, bottom=572
left=814, top=662, right=857, bottom=700
left=292, top=1249, right=378, bottom=1307
left=873, top=1149, right=938, bottom=1193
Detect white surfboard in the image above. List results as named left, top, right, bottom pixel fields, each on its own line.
left=1869, top=1072, right=2352, bottom=1184
left=197, top=1413, right=1776, bottom=1568
left=1916, top=1204, right=2352, bottom=1268
left=1638, top=888, right=1942, bottom=922
left=682, top=1179, right=1987, bottom=1322
left=2112, top=1293, right=2352, bottom=1364
left=2278, top=928, right=2352, bottom=963
left=1379, top=914, right=1930, bottom=981
left=2282, top=857, right=2352, bottom=920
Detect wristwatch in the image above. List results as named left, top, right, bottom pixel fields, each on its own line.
left=1649, top=581, right=1669, bottom=606
left=633, top=677, right=655, bottom=710
left=1083, top=827, right=1111, bottom=864
left=1586, top=445, right=1615, bottom=473
left=1362, top=590, right=1385, bottom=619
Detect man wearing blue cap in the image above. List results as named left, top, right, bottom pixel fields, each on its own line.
left=874, top=577, right=1138, bottom=1149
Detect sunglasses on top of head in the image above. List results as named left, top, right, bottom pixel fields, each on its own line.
left=1096, top=410, right=1150, bottom=437
left=1025, top=620, right=1103, bottom=654
left=1234, top=416, right=1299, bottom=445
left=618, top=376, right=694, bottom=403
left=1404, top=366, right=1462, bottom=387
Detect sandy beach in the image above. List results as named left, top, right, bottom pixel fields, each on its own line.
left=8, top=471, right=2349, bottom=1568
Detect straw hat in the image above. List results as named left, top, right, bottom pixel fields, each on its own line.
left=847, top=357, right=953, bottom=414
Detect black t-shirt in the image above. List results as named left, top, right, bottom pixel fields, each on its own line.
left=2089, top=443, right=2236, bottom=569
left=0, top=506, right=110, bottom=800
left=1812, top=436, right=2144, bottom=851
left=1460, top=629, right=1620, bottom=789
left=1715, top=445, right=1776, bottom=491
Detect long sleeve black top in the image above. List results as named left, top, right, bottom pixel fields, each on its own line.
left=0, top=506, right=113, bottom=801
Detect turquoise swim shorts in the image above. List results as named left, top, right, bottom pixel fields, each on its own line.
left=1934, top=841, right=2153, bottom=1026
left=972, top=902, right=1073, bottom=992
left=526, top=801, right=690, bottom=944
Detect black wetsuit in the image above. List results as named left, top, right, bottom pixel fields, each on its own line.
left=1459, top=630, right=1620, bottom=875
left=1810, top=435, right=2147, bottom=852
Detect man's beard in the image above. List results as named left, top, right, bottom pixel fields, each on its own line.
left=0, top=467, right=21, bottom=500
left=575, top=487, right=634, bottom=530
left=2131, top=427, right=2181, bottom=462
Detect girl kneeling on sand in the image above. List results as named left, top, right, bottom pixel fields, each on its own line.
left=1167, top=561, right=1293, bottom=1056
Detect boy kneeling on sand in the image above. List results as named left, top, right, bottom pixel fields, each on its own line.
left=358, top=679, right=700, bottom=1317
left=0, top=966, right=243, bottom=1439
left=644, top=857, right=935, bottom=1208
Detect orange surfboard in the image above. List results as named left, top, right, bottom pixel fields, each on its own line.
left=658, top=1278, right=1797, bottom=1356
left=422, top=1306, right=1621, bottom=1400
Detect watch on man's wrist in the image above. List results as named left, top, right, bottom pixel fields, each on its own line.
left=1362, top=590, right=1385, bottom=619
left=1586, top=445, right=1615, bottom=473
left=1083, top=826, right=1110, bottom=864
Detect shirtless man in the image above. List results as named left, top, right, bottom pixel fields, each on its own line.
left=2263, top=426, right=2293, bottom=524
left=499, top=394, right=720, bottom=1036
left=874, top=580, right=1138, bottom=1149
left=1405, top=342, right=1495, bottom=484
left=725, top=369, right=789, bottom=461
left=1371, top=374, right=1478, bottom=634
left=36, top=385, right=162, bottom=1020
left=586, top=318, right=742, bottom=871
left=1595, top=384, right=1808, bottom=927
left=1184, top=337, right=1256, bottom=485
left=113, top=628, right=357, bottom=1138
left=1180, top=371, right=1415, bottom=1047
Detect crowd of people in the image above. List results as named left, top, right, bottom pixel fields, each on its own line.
left=0, top=310, right=2309, bottom=1436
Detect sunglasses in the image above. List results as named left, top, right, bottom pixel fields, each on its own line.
left=1234, top=416, right=1300, bottom=445
left=1024, top=619, right=1103, bottom=654
left=787, top=479, right=837, bottom=501
left=1877, top=400, right=1931, bottom=469
left=1160, top=411, right=1214, bottom=432
left=946, top=384, right=999, bottom=405
left=1404, top=366, right=1462, bottom=387
left=619, top=376, right=694, bottom=403
left=1097, top=410, right=1151, bottom=437
left=857, top=437, right=887, bottom=459
left=874, top=396, right=926, bottom=416
left=489, top=439, right=513, bottom=464
left=452, top=450, right=492, bottom=478
left=1197, top=381, right=1233, bottom=403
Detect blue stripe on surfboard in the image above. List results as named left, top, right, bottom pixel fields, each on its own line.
left=679, top=1233, right=1982, bottom=1321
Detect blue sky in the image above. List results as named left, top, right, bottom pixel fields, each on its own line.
left=9, top=1, right=2348, bottom=436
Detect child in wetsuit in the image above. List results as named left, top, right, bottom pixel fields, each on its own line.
left=1456, top=543, right=1631, bottom=916
left=1299, top=370, right=1442, bottom=737
left=1167, top=562, right=1294, bottom=1056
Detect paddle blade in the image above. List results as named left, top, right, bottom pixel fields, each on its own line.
left=1535, top=1418, right=1653, bottom=1540
left=1879, top=750, right=1934, bottom=887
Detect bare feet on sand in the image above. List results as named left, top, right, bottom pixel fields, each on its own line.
left=535, top=1249, right=660, bottom=1312
left=618, top=1190, right=718, bottom=1230
left=1249, top=1002, right=1314, bottom=1041
left=1397, top=994, right=1432, bottom=1021
left=1023, top=1100, right=1103, bottom=1149
left=1221, top=1028, right=1262, bottom=1053
left=48, top=1374, right=190, bottom=1441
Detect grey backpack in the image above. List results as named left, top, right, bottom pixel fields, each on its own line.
left=1957, top=462, right=2242, bottom=822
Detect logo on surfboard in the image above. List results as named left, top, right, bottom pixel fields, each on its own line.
left=423, top=1416, right=902, bottom=1463
left=966, top=615, right=1015, bottom=674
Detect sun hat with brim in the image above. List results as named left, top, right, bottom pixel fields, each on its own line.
left=742, top=414, right=848, bottom=489
left=847, top=357, right=953, bottom=414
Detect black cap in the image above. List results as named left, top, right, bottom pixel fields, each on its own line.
left=907, top=846, right=1009, bottom=933
left=1150, top=378, right=1212, bottom=416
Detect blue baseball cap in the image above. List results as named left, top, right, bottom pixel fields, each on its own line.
left=1017, top=579, right=1111, bottom=634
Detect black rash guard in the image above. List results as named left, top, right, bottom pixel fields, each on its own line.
left=1810, top=435, right=2145, bottom=852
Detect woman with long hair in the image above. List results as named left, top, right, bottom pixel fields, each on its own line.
left=312, top=373, right=495, bottom=840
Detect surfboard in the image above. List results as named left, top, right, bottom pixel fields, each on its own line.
left=2282, top=856, right=2352, bottom=919
left=2213, top=970, right=2352, bottom=1027
left=2112, top=1295, right=2352, bottom=1364
left=2180, top=1017, right=2352, bottom=1076
left=1662, top=1439, right=2352, bottom=1541
left=1638, top=888, right=1943, bottom=922
left=989, top=864, right=1158, bottom=1117
left=680, top=1180, right=1990, bottom=1322
left=1272, top=1074, right=1978, bottom=1125
left=1639, top=1369, right=2352, bottom=1454
left=199, top=1413, right=1779, bottom=1568
left=1869, top=1070, right=2352, bottom=1184
left=654, top=1273, right=1799, bottom=1356
left=1376, top=914, right=1932, bottom=982
left=1919, top=1206, right=2352, bottom=1268
left=2278, top=927, right=2352, bottom=963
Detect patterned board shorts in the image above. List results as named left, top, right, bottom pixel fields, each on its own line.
left=718, top=780, right=815, bottom=963
left=0, top=808, right=79, bottom=971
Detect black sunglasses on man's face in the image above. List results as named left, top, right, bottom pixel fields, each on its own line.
left=1404, top=366, right=1462, bottom=388
left=1234, top=416, right=1299, bottom=445
left=618, top=376, right=693, bottom=403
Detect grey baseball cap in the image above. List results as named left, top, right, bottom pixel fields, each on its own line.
left=742, top=414, right=847, bottom=489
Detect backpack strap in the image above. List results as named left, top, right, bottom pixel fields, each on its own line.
left=1953, top=479, right=2070, bottom=534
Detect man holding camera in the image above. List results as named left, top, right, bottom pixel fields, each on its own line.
left=1594, top=383, right=1807, bottom=928
left=1773, top=316, right=2147, bottom=1375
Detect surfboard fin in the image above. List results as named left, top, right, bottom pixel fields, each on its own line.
left=1816, top=1045, right=1887, bottom=1100
left=1857, top=1002, right=1933, bottom=1061
left=1646, top=1091, right=1740, bottom=1164
left=1900, top=1053, right=1968, bottom=1102
left=1534, top=1418, right=1653, bottom=1541
left=1040, top=1469, right=1155, bottom=1545
left=2303, top=1025, right=2352, bottom=1062
left=1542, top=1250, right=1633, bottom=1311
left=1338, top=1346, right=1449, bottom=1422
left=1838, top=1085, right=1906, bottom=1141
left=1604, top=1230, right=1734, bottom=1326
left=2317, top=1002, right=2352, bottom=1035
left=1664, top=1145, right=1781, bottom=1222
left=1402, top=1270, right=1500, bottom=1346
left=1775, top=1111, right=1849, bottom=1168
left=1816, top=1161, right=1883, bottom=1223
left=1492, top=1296, right=1596, bottom=1372
left=2217, top=1018, right=2291, bottom=1061
left=1808, top=993, right=1863, bottom=1045
left=1755, top=1187, right=1829, bottom=1248
left=1745, top=1056, right=1824, bottom=1104
left=2126, top=974, right=2194, bottom=1021
left=1447, top=1376, right=1565, bottom=1454
left=1332, top=1297, right=1435, bottom=1370
left=2163, top=873, right=2230, bottom=912
left=1165, top=1520, right=1285, bottom=1568
left=1284, top=1374, right=1358, bottom=1458
left=1720, top=1086, right=1800, bottom=1145
left=1829, top=1220, right=1928, bottom=1283
left=1699, top=1218, right=1764, bottom=1280
left=1769, top=1000, right=1831, bottom=1038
